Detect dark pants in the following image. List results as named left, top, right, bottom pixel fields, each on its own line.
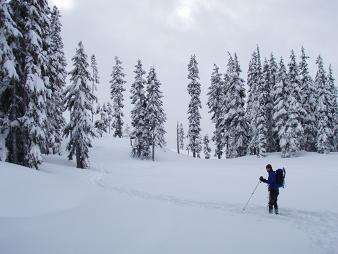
left=268, top=189, right=279, bottom=214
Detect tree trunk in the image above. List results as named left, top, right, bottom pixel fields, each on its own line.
left=152, top=142, right=155, bottom=161
left=76, top=145, right=82, bottom=168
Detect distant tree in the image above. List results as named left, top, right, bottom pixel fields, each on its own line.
left=327, top=65, right=337, bottom=152
left=45, top=6, right=67, bottom=155
left=207, top=64, right=224, bottom=159
left=94, top=103, right=109, bottom=137
left=176, top=122, right=180, bottom=154
left=299, top=47, right=316, bottom=152
left=130, top=60, right=149, bottom=159
left=247, top=47, right=266, bottom=157
left=284, top=50, right=304, bottom=157
left=179, top=123, right=185, bottom=151
left=106, top=102, right=113, bottom=134
left=187, top=55, right=202, bottom=158
left=64, top=41, right=97, bottom=168
left=90, top=54, right=99, bottom=122
left=315, top=56, right=331, bottom=154
left=222, top=53, right=248, bottom=158
left=124, top=124, right=131, bottom=138
left=145, top=66, right=166, bottom=161
left=262, top=58, right=274, bottom=153
left=203, top=135, right=211, bottom=159
left=272, top=58, right=289, bottom=157
left=110, top=56, right=126, bottom=138
left=269, top=53, right=279, bottom=152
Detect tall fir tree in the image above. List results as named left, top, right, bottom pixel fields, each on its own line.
left=63, top=41, right=97, bottom=168
left=90, top=54, right=99, bottom=122
left=247, top=46, right=266, bottom=156
left=45, top=5, right=67, bottom=155
left=106, top=102, right=113, bottom=134
left=299, top=47, right=316, bottom=151
left=222, top=53, right=248, bottom=158
left=179, top=123, right=185, bottom=151
left=130, top=59, right=149, bottom=158
left=203, top=135, right=211, bottom=159
left=272, top=58, right=289, bottom=157
left=327, top=65, right=337, bottom=152
left=110, top=56, right=126, bottom=138
left=145, top=66, right=166, bottom=161
left=0, top=0, right=21, bottom=161
left=207, top=64, right=224, bottom=159
left=176, top=122, right=180, bottom=154
left=269, top=53, right=279, bottom=152
left=187, top=55, right=202, bottom=158
left=262, top=58, right=274, bottom=153
left=94, top=103, right=109, bottom=137
left=284, top=50, right=304, bottom=157
left=6, top=0, right=51, bottom=168
left=314, top=56, right=331, bottom=154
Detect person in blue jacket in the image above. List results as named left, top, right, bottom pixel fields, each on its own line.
left=259, top=164, right=279, bottom=214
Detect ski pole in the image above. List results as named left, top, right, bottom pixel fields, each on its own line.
left=242, top=180, right=261, bottom=212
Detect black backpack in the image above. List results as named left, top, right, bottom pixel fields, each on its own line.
left=275, top=168, right=286, bottom=188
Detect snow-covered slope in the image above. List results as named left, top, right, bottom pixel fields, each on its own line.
left=1, top=135, right=337, bottom=254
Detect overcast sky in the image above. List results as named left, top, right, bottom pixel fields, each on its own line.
left=50, top=0, right=338, bottom=148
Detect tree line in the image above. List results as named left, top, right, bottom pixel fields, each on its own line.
left=0, top=0, right=167, bottom=168
left=1, top=1, right=337, bottom=171
left=182, top=47, right=337, bottom=159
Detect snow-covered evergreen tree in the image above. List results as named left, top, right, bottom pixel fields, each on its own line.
left=187, top=55, right=202, bottom=158
left=207, top=64, right=224, bottom=159
left=124, top=124, right=131, bottom=138
left=327, top=65, right=337, bottom=152
left=269, top=53, right=279, bottom=152
left=314, top=56, right=331, bottom=154
left=63, top=41, right=97, bottom=169
left=110, top=56, right=126, bottom=138
left=0, top=0, right=21, bottom=161
left=130, top=59, right=149, bottom=159
left=284, top=50, right=304, bottom=157
left=273, top=58, right=289, bottom=157
left=90, top=54, right=99, bottom=122
left=203, top=135, right=211, bottom=159
left=247, top=47, right=266, bottom=156
left=106, top=102, right=113, bottom=134
left=299, top=47, right=316, bottom=151
left=179, top=123, right=185, bottom=151
left=6, top=0, right=51, bottom=168
left=45, top=6, right=67, bottom=155
left=222, top=53, right=248, bottom=158
left=246, top=48, right=261, bottom=122
left=145, top=66, right=166, bottom=161
left=94, top=103, right=109, bottom=137
left=262, top=58, right=274, bottom=153
left=176, top=122, right=180, bottom=154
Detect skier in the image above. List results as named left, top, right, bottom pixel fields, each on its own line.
left=259, top=164, right=279, bottom=214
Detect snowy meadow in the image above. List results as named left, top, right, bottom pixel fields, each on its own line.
left=1, top=0, right=338, bottom=254
left=1, top=136, right=338, bottom=254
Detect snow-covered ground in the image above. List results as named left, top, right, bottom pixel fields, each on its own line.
left=1, top=135, right=338, bottom=254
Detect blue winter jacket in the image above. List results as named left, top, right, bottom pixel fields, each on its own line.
left=262, top=170, right=279, bottom=191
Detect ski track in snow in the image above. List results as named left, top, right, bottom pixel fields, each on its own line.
left=88, top=167, right=338, bottom=254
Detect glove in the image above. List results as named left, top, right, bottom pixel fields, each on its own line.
left=259, top=176, right=264, bottom=182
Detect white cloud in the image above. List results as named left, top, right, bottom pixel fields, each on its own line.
left=168, top=0, right=212, bottom=30
left=50, top=0, right=74, bottom=11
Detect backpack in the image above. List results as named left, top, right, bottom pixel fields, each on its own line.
left=275, top=168, right=286, bottom=188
